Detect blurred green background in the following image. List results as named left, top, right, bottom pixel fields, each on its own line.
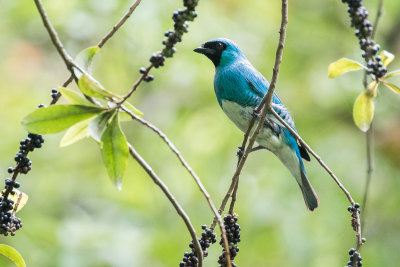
left=1, top=0, right=400, bottom=266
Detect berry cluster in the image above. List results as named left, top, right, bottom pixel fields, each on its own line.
left=0, top=195, right=22, bottom=236
left=180, top=224, right=217, bottom=267
left=348, top=202, right=361, bottom=231
left=1, top=133, right=44, bottom=236
left=346, top=248, right=362, bottom=266
left=13, top=134, right=43, bottom=174
left=161, top=0, right=198, bottom=58
left=51, top=88, right=58, bottom=99
left=139, top=67, right=154, bottom=82
left=341, top=0, right=386, bottom=78
left=218, top=214, right=241, bottom=267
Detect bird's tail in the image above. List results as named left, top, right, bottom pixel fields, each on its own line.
left=298, top=167, right=319, bottom=211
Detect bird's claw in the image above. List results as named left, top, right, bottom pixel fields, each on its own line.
left=237, top=147, right=244, bottom=158
left=252, top=109, right=261, bottom=119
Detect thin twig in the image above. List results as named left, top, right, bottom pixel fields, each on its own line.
left=269, top=108, right=363, bottom=250
left=121, top=106, right=231, bottom=265
left=33, top=0, right=84, bottom=76
left=97, top=0, right=142, bottom=48
left=361, top=123, right=374, bottom=230
left=55, top=1, right=143, bottom=103
left=118, top=65, right=154, bottom=106
left=215, top=0, right=289, bottom=227
left=361, top=0, right=383, bottom=232
left=128, top=143, right=204, bottom=266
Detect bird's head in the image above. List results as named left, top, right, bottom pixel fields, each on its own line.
left=194, top=38, right=245, bottom=68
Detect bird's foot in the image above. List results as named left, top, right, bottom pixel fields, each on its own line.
left=252, top=109, right=261, bottom=119
left=237, top=146, right=244, bottom=158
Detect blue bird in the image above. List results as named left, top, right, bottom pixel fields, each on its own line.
left=194, top=38, right=319, bottom=211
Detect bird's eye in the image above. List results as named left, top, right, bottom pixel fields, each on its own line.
left=216, top=42, right=224, bottom=50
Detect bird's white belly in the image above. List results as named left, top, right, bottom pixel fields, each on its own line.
left=221, top=100, right=282, bottom=151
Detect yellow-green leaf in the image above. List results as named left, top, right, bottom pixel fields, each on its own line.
left=101, top=115, right=129, bottom=189
left=384, top=69, right=400, bottom=79
left=60, top=117, right=92, bottom=147
left=74, top=46, right=100, bottom=78
left=353, top=91, right=375, bottom=132
left=0, top=244, right=26, bottom=267
left=382, top=81, right=400, bottom=95
left=58, top=87, right=93, bottom=106
left=121, top=101, right=143, bottom=117
left=89, top=111, right=115, bottom=142
left=78, top=74, right=116, bottom=99
left=380, top=50, right=394, bottom=67
left=22, top=105, right=104, bottom=134
left=328, top=58, right=365, bottom=78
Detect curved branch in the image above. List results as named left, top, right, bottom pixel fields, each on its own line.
left=121, top=106, right=231, bottom=264
left=215, top=0, right=289, bottom=227
left=97, top=0, right=142, bottom=48
left=128, top=143, right=204, bottom=265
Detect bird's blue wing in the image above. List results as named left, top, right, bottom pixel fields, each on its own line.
left=244, top=64, right=311, bottom=162
left=272, top=103, right=310, bottom=161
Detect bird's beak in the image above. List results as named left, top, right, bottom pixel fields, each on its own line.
left=194, top=44, right=214, bottom=56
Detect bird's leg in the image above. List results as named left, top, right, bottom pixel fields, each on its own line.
left=252, top=108, right=261, bottom=119
left=237, top=146, right=244, bottom=158
left=250, top=146, right=266, bottom=153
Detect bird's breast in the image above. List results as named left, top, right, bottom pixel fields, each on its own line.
left=221, top=100, right=282, bottom=151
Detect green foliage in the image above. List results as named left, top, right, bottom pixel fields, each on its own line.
left=0, top=244, right=26, bottom=267
left=77, top=74, right=116, bottom=99
left=382, top=81, right=400, bottom=95
left=74, top=46, right=100, bottom=78
left=100, top=114, right=129, bottom=190
left=58, top=87, right=93, bottom=106
left=353, top=84, right=376, bottom=132
left=21, top=105, right=104, bottom=134
left=89, top=111, right=114, bottom=142
left=328, top=58, right=364, bottom=78
left=380, top=50, right=394, bottom=67
left=59, top=118, right=91, bottom=147
left=329, top=51, right=400, bottom=131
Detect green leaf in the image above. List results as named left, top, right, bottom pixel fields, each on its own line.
left=380, top=50, right=395, bottom=67
left=22, top=105, right=104, bottom=134
left=382, top=81, right=400, bottom=95
left=384, top=69, right=400, bottom=79
left=89, top=111, right=115, bottom=142
left=101, top=115, right=129, bottom=189
left=328, top=58, right=365, bottom=78
left=58, top=87, right=93, bottom=106
left=121, top=101, right=143, bottom=117
left=78, top=74, right=116, bottom=99
left=353, top=91, right=375, bottom=132
left=0, top=244, right=26, bottom=267
left=60, top=118, right=92, bottom=147
left=74, top=46, right=100, bottom=78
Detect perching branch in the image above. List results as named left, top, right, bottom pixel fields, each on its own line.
left=213, top=0, right=289, bottom=228
left=268, top=108, right=363, bottom=250
left=121, top=106, right=230, bottom=259
left=97, top=0, right=142, bottom=48
left=128, top=143, right=204, bottom=266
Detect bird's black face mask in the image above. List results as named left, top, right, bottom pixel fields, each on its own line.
left=194, top=41, right=227, bottom=67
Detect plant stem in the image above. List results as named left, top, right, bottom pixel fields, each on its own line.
left=128, top=143, right=204, bottom=266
